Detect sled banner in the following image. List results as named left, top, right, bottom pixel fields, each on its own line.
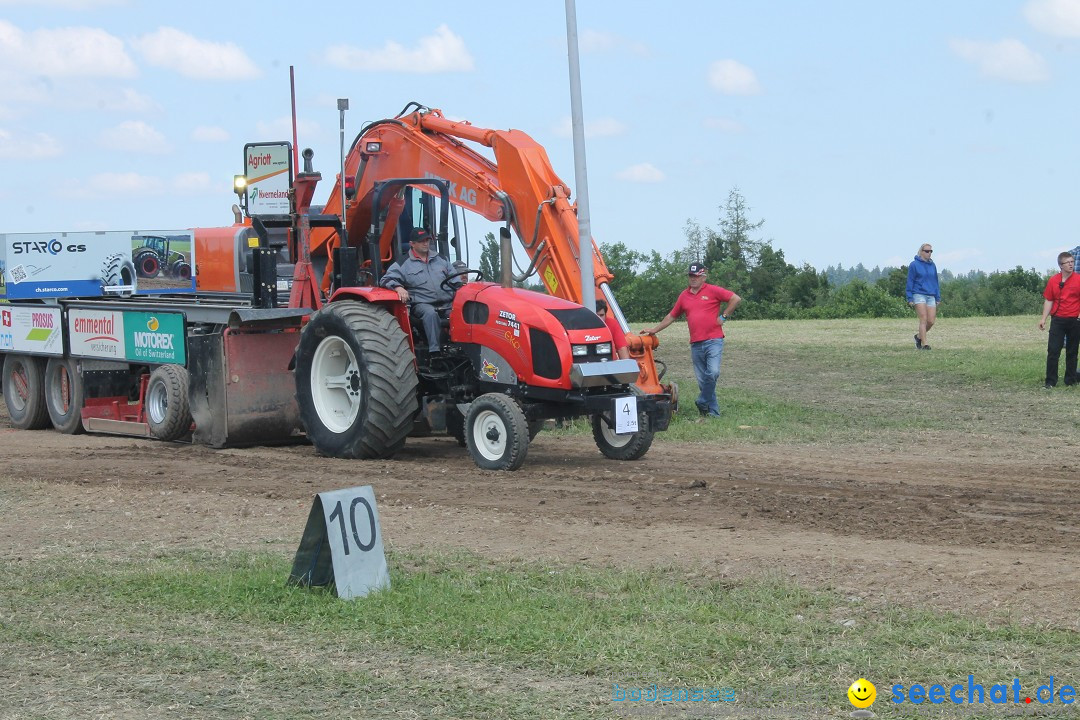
left=67, top=308, right=186, bottom=364
left=0, top=230, right=197, bottom=299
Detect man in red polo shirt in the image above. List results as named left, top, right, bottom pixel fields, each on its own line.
left=641, top=263, right=741, bottom=418
left=1039, top=251, right=1080, bottom=388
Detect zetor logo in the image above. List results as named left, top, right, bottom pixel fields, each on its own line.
left=12, top=239, right=87, bottom=255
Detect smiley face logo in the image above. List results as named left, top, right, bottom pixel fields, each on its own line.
left=847, top=678, right=876, bottom=709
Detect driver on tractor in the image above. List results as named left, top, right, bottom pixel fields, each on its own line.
left=380, top=227, right=460, bottom=356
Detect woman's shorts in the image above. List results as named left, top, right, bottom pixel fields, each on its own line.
left=911, top=293, right=937, bottom=307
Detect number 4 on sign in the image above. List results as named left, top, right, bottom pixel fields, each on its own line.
left=614, top=395, right=638, bottom=434
left=288, top=485, right=390, bottom=599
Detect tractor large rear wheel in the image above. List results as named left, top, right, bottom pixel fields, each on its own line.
left=134, top=250, right=161, bottom=278
left=295, top=301, right=418, bottom=459
left=2, top=354, right=50, bottom=430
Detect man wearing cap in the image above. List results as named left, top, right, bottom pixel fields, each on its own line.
left=641, top=263, right=741, bottom=418
left=380, top=227, right=458, bottom=356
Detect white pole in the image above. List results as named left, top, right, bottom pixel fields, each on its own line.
left=564, top=0, right=596, bottom=312
left=337, top=98, right=349, bottom=234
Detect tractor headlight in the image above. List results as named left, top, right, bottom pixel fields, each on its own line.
left=595, top=343, right=612, bottom=356
left=571, top=344, right=589, bottom=357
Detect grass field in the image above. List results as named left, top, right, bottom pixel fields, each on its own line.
left=634, top=314, right=1080, bottom=448
left=3, top=314, right=1079, bottom=719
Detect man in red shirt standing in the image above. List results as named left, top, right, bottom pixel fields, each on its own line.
left=1039, top=251, right=1080, bottom=388
left=642, top=263, right=741, bottom=418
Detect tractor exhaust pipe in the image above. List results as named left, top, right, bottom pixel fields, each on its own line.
left=500, top=226, right=512, bottom=288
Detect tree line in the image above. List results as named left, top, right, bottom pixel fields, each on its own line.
left=476, top=187, right=1052, bottom=322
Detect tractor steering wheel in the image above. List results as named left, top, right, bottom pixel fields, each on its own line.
left=440, top=268, right=485, bottom=293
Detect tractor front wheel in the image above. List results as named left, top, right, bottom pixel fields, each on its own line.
left=465, top=393, right=529, bottom=471
left=591, top=389, right=654, bottom=461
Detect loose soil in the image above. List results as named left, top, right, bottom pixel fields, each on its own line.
left=3, top=409, right=1077, bottom=630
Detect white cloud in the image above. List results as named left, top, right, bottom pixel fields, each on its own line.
left=580, top=30, right=617, bottom=53
left=93, top=87, right=157, bottom=112
left=704, top=116, right=746, bottom=133
left=71, top=86, right=158, bottom=113
left=69, top=172, right=166, bottom=199
left=323, top=24, right=474, bottom=73
left=950, top=38, right=1048, bottom=83
left=934, top=248, right=983, bottom=266
left=708, top=59, right=762, bottom=96
left=616, top=163, right=665, bottom=183
left=172, top=172, right=215, bottom=193
left=553, top=116, right=627, bottom=139
left=98, top=120, right=171, bottom=154
left=1025, top=0, right=1080, bottom=37
left=132, top=27, right=259, bottom=80
left=65, top=171, right=219, bottom=199
left=255, top=116, right=320, bottom=141
left=0, top=20, right=136, bottom=77
left=0, top=128, right=62, bottom=158
left=575, top=29, right=649, bottom=57
left=192, top=126, right=230, bottom=142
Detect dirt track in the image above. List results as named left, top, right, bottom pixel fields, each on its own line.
left=3, top=413, right=1078, bottom=630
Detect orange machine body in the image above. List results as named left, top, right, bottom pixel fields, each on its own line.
left=306, top=105, right=667, bottom=396
left=193, top=223, right=257, bottom=294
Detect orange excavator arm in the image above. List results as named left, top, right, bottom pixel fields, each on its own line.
left=312, top=104, right=669, bottom=397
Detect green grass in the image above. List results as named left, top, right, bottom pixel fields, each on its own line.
left=6, top=314, right=1079, bottom=719
left=620, top=314, right=1080, bottom=446
left=2, top=549, right=1077, bottom=719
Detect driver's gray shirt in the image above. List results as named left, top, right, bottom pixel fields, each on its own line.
left=380, top=251, right=457, bottom=305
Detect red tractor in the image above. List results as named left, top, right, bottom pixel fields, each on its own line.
left=290, top=179, right=671, bottom=471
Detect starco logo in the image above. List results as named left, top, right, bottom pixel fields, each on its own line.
left=11, top=239, right=87, bottom=255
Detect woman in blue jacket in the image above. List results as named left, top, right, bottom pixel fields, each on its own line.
left=906, top=244, right=940, bottom=350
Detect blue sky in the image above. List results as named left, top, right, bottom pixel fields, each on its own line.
left=1, top=0, right=1078, bottom=275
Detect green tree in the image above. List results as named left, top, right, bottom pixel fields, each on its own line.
left=702, top=187, right=764, bottom=293
left=598, top=241, right=646, bottom=296
left=877, top=266, right=908, bottom=299
left=478, top=232, right=500, bottom=282
left=815, top=279, right=908, bottom=318
left=747, top=245, right=795, bottom=304
left=779, top=264, right=829, bottom=310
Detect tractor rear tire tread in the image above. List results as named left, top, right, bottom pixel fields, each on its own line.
left=297, top=301, right=418, bottom=459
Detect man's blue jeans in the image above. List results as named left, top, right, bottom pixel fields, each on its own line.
left=690, top=337, right=724, bottom=416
